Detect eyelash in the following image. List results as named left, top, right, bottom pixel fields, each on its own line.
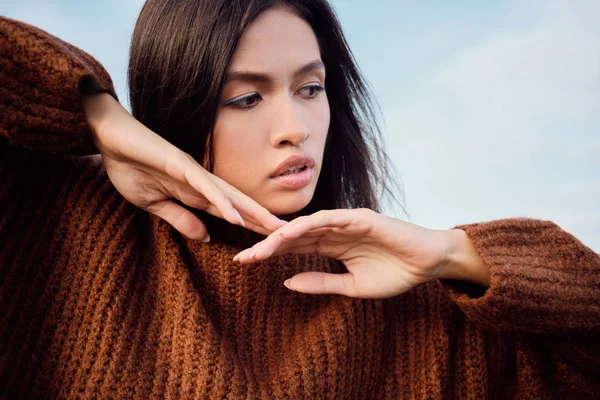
left=224, top=83, right=325, bottom=109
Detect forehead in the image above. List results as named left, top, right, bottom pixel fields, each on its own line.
left=228, top=7, right=322, bottom=73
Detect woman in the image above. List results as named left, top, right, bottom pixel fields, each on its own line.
left=0, top=0, right=598, bottom=399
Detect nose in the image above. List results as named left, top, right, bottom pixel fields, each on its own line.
left=270, top=99, right=310, bottom=148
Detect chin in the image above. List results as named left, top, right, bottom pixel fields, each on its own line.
left=258, top=187, right=315, bottom=217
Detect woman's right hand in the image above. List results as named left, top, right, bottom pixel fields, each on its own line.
left=82, top=92, right=285, bottom=241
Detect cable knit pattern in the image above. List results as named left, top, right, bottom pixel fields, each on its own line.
left=1, top=17, right=599, bottom=399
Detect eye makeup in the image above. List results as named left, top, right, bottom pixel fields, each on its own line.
left=223, top=92, right=262, bottom=108
left=222, top=82, right=325, bottom=109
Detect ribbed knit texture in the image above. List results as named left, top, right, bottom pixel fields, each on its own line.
left=1, top=17, right=599, bottom=399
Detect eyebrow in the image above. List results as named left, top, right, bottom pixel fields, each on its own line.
left=224, top=60, right=325, bottom=84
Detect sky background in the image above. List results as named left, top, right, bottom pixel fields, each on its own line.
left=1, top=0, right=598, bottom=251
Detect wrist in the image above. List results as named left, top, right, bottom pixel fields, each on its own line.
left=439, top=229, right=490, bottom=287
left=82, top=92, right=115, bottom=145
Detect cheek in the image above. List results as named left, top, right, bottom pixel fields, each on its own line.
left=211, top=112, right=267, bottom=190
left=210, top=97, right=330, bottom=214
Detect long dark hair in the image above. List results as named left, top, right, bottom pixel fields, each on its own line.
left=128, top=0, right=404, bottom=215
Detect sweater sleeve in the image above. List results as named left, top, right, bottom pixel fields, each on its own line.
left=0, top=16, right=118, bottom=155
left=440, top=218, right=600, bottom=335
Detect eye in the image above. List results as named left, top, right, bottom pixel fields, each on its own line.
left=224, top=92, right=262, bottom=108
left=297, top=83, right=325, bottom=99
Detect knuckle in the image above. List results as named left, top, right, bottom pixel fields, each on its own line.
left=314, top=210, right=328, bottom=218
left=172, top=208, right=187, bottom=225
left=143, top=198, right=166, bottom=214
left=136, top=185, right=160, bottom=208
left=163, top=151, right=184, bottom=175
left=315, top=240, right=325, bottom=255
left=182, top=194, right=210, bottom=210
left=358, top=208, right=374, bottom=218
left=176, top=182, right=206, bottom=202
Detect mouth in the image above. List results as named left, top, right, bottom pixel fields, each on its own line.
left=270, top=155, right=316, bottom=189
left=279, top=165, right=308, bottom=176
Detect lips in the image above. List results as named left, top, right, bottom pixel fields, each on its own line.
left=270, top=155, right=315, bottom=178
left=270, top=154, right=316, bottom=189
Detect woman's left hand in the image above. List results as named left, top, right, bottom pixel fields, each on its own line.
left=233, top=208, right=477, bottom=299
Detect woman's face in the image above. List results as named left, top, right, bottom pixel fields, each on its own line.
left=212, top=7, right=330, bottom=216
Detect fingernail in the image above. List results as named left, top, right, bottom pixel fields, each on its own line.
left=202, top=233, right=211, bottom=243
left=283, top=279, right=292, bottom=289
left=249, top=251, right=256, bottom=259
left=233, top=253, right=240, bottom=262
left=274, top=216, right=288, bottom=226
left=233, top=209, right=245, bottom=227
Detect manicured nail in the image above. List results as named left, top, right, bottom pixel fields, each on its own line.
left=233, top=253, right=241, bottom=262
left=233, top=209, right=245, bottom=227
left=202, top=233, right=211, bottom=243
left=274, top=216, right=288, bottom=226
left=283, top=279, right=292, bottom=289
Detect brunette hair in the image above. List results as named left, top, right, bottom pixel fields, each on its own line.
left=128, top=0, right=404, bottom=215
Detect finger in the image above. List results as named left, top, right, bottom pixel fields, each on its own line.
left=270, top=242, right=319, bottom=256
left=233, top=232, right=289, bottom=263
left=223, top=203, right=283, bottom=235
left=252, top=222, right=340, bottom=258
left=181, top=199, right=272, bottom=236
left=184, top=163, right=286, bottom=232
left=237, top=219, right=271, bottom=236
left=213, top=177, right=286, bottom=232
left=233, top=224, right=334, bottom=262
left=278, top=210, right=356, bottom=239
left=231, top=195, right=286, bottom=233
left=233, top=240, right=268, bottom=263
left=252, top=230, right=325, bottom=260
left=234, top=234, right=320, bottom=263
left=146, top=200, right=210, bottom=241
left=283, top=271, right=359, bottom=297
left=142, top=147, right=243, bottom=227
left=233, top=247, right=255, bottom=263
left=183, top=167, right=245, bottom=227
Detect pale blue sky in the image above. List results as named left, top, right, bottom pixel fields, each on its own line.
left=1, top=0, right=598, bottom=251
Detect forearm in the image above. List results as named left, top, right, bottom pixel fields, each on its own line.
left=82, top=91, right=124, bottom=150
left=439, top=228, right=490, bottom=287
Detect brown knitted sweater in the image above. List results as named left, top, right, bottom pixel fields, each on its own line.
left=1, top=17, right=599, bottom=400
